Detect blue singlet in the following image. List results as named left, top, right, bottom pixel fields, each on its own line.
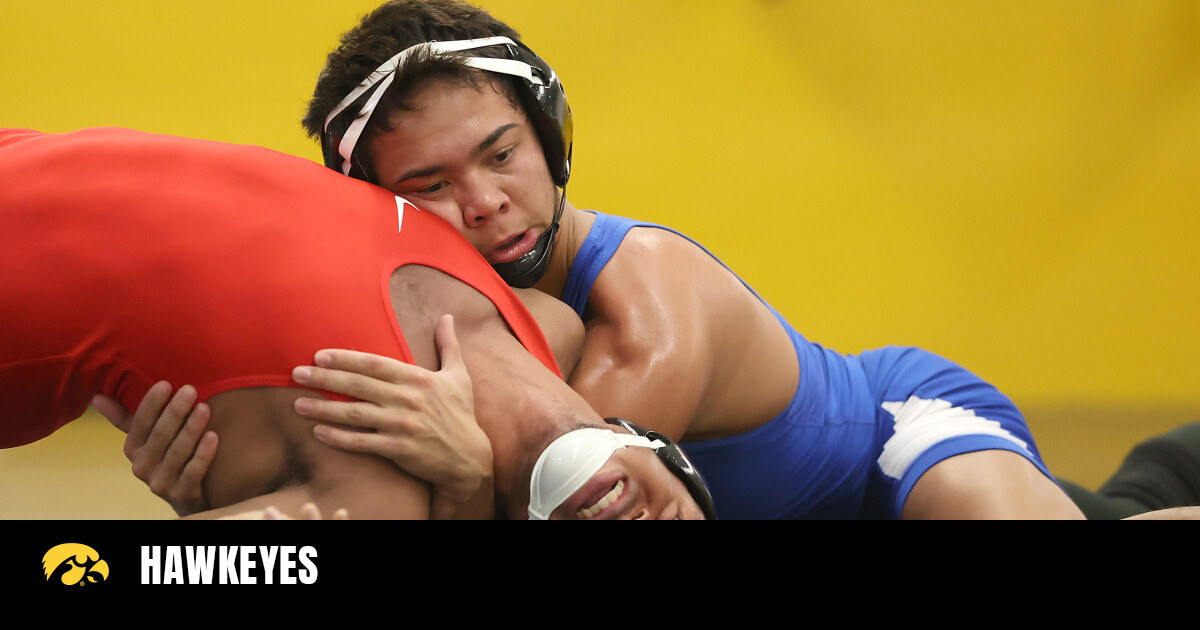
left=561, top=211, right=1059, bottom=519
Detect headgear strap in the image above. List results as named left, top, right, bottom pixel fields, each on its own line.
left=323, top=36, right=529, bottom=179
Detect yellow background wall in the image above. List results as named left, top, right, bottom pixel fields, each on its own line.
left=2, top=1, right=1198, bottom=518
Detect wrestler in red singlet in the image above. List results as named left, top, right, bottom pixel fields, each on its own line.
left=0, top=126, right=558, bottom=449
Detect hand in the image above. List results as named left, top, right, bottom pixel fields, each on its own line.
left=291, top=314, right=492, bottom=504
left=91, top=381, right=217, bottom=516
left=219, top=503, right=349, bottom=520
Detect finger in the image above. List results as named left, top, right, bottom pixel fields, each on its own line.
left=124, top=381, right=173, bottom=457
left=299, top=503, right=321, bottom=520
left=292, top=365, right=400, bottom=404
left=309, top=348, right=429, bottom=384
left=294, top=397, right=393, bottom=430
left=263, top=506, right=286, bottom=520
left=137, top=385, right=198, bottom=466
left=332, top=508, right=349, bottom=520
left=91, top=394, right=133, bottom=434
left=434, top=314, right=467, bottom=374
left=180, top=429, right=219, bottom=480
left=173, top=429, right=218, bottom=511
left=312, top=423, right=398, bottom=455
left=157, top=401, right=213, bottom=475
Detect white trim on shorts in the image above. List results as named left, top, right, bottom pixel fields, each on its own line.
left=878, top=395, right=1032, bottom=480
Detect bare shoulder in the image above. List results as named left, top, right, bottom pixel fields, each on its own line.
left=587, top=226, right=714, bottom=346
left=513, top=287, right=585, bottom=379
left=596, top=222, right=771, bottom=343
left=569, top=217, right=799, bottom=439
left=616, top=224, right=718, bottom=277
left=595, top=225, right=733, bottom=312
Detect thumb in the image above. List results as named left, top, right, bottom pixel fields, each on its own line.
left=434, top=313, right=466, bottom=374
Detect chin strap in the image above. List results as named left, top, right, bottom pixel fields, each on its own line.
left=603, top=418, right=718, bottom=520
left=492, top=187, right=566, bottom=288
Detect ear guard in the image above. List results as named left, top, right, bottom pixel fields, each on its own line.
left=604, top=418, right=718, bottom=520
left=525, top=418, right=717, bottom=520
left=527, top=426, right=666, bottom=520
left=321, top=35, right=572, bottom=188
left=321, top=35, right=572, bottom=288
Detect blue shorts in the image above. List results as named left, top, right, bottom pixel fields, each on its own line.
left=856, top=346, right=1055, bottom=518
left=681, top=339, right=1056, bottom=519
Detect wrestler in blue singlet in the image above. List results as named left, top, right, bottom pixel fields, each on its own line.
left=562, top=211, right=1062, bottom=519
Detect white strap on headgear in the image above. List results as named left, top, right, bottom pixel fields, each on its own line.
left=323, top=36, right=540, bottom=177
left=527, top=428, right=665, bottom=520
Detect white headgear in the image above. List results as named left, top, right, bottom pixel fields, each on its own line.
left=526, top=428, right=664, bottom=520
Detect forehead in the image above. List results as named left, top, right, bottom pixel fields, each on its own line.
left=368, top=78, right=528, bottom=170
left=385, top=77, right=523, bottom=137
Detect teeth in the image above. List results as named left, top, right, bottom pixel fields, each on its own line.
left=576, top=480, right=623, bottom=519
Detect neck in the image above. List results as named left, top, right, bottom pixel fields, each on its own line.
left=531, top=199, right=592, bottom=300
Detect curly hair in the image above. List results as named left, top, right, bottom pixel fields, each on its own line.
left=302, top=0, right=524, bottom=140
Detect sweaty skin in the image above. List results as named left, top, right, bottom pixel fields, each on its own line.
left=100, top=77, right=1084, bottom=519
left=7, top=124, right=670, bottom=520
left=369, top=80, right=800, bottom=445
left=104, top=262, right=703, bottom=519
left=364, top=78, right=1085, bottom=520
left=112, top=264, right=614, bottom=520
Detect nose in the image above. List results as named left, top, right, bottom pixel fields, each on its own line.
left=458, top=173, right=508, bottom=227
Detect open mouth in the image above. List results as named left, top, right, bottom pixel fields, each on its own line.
left=575, top=479, right=624, bottom=519
left=491, top=229, right=536, bottom=264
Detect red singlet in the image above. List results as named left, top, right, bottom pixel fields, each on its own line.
left=0, top=127, right=559, bottom=448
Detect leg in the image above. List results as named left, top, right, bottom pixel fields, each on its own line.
left=860, top=347, right=1080, bottom=519
left=903, top=450, right=1084, bottom=519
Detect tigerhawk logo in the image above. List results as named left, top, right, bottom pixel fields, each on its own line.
left=43, top=543, right=109, bottom=586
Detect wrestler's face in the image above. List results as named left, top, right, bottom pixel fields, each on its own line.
left=545, top=447, right=708, bottom=521
left=368, top=78, right=559, bottom=266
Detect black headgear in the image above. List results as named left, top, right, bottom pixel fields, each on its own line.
left=321, top=36, right=572, bottom=288
left=604, top=417, right=718, bottom=520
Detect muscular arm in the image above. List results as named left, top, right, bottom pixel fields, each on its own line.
left=513, top=287, right=586, bottom=380
left=388, top=264, right=605, bottom=518
left=565, top=228, right=799, bottom=442
left=291, top=320, right=495, bottom=520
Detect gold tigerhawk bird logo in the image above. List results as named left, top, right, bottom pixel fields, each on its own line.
left=42, top=543, right=109, bottom=586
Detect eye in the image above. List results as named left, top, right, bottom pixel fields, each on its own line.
left=493, top=147, right=514, bottom=164
left=418, top=181, right=447, bottom=194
